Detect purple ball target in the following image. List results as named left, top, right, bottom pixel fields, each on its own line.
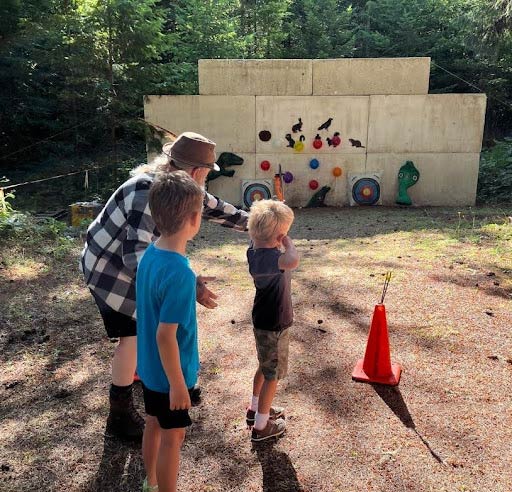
left=283, top=171, right=294, bottom=184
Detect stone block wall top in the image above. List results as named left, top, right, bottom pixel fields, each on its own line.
left=313, top=57, right=431, bottom=95
left=367, top=94, right=487, bottom=153
left=198, top=59, right=313, bottom=95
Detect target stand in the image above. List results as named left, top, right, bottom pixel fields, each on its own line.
left=242, top=180, right=273, bottom=209
left=349, top=173, right=382, bottom=206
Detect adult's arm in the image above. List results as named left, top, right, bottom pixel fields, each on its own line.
left=203, top=192, right=248, bottom=232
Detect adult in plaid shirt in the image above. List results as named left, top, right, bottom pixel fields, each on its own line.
left=81, top=132, right=248, bottom=441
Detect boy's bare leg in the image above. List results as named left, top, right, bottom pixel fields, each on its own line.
left=252, top=367, right=265, bottom=397
left=112, top=336, right=137, bottom=386
left=143, top=416, right=161, bottom=487
left=157, top=427, right=186, bottom=492
left=257, top=378, right=278, bottom=415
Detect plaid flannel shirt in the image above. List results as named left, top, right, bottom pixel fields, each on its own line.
left=80, top=172, right=248, bottom=319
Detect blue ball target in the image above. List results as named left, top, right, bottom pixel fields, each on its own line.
left=243, top=182, right=272, bottom=208
left=351, top=177, right=381, bottom=205
left=309, top=158, right=320, bottom=170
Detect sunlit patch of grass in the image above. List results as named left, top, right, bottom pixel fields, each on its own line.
left=408, top=323, right=460, bottom=340
left=1, top=259, right=47, bottom=281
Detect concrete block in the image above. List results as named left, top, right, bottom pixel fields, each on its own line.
left=365, top=153, right=480, bottom=206
left=255, top=153, right=366, bottom=207
left=144, top=95, right=255, bottom=153
left=313, top=58, right=431, bottom=95
left=199, top=59, right=312, bottom=95
left=256, top=96, right=369, bottom=155
left=206, top=154, right=256, bottom=207
left=367, top=94, right=487, bottom=153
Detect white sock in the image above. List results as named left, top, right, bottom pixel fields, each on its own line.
left=254, top=412, right=269, bottom=431
left=250, top=396, right=259, bottom=412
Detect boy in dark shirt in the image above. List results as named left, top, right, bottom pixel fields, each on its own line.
left=245, top=199, right=299, bottom=441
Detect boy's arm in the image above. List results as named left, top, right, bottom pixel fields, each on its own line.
left=156, top=322, right=191, bottom=410
left=278, top=236, right=300, bottom=271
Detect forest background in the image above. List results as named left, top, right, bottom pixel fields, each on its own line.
left=0, top=0, right=511, bottom=208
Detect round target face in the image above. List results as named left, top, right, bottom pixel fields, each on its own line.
left=352, top=178, right=381, bottom=205
left=243, top=182, right=272, bottom=208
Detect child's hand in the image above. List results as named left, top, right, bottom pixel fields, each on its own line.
left=169, top=384, right=192, bottom=410
left=281, top=235, right=294, bottom=249
left=197, top=275, right=218, bottom=309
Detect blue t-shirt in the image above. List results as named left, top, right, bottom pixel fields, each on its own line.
left=136, top=243, right=199, bottom=393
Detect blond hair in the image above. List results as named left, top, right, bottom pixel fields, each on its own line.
left=149, top=170, right=203, bottom=236
left=130, top=153, right=171, bottom=176
left=248, top=200, right=294, bottom=242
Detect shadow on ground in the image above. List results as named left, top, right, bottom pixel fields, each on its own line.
left=253, top=440, right=304, bottom=492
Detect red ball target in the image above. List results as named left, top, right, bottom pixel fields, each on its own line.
left=260, top=160, right=271, bottom=171
left=309, top=180, right=319, bottom=190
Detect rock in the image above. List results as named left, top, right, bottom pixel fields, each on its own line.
left=317, top=319, right=323, bottom=324
left=485, top=310, right=494, bottom=317
left=230, top=319, right=235, bottom=324
left=487, top=272, right=496, bottom=277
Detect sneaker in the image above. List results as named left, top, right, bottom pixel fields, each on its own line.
left=251, top=418, right=286, bottom=442
left=188, top=384, right=201, bottom=406
left=246, top=406, right=285, bottom=427
left=142, top=477, right=158, bottom=492
left=106, top=388, right=145, bottom=441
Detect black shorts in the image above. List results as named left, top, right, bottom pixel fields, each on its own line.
left=142, top=384, right=192, bottom=429
left=90, top=289, right=137, bottom=338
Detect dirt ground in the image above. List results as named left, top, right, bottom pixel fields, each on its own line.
left=1, top=206, right=511, bottom=492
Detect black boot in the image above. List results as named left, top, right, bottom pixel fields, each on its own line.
left=188, top=384, right=201, bottom=406
left=106, top=385, right=145, bottom=441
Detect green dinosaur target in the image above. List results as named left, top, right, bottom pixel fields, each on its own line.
left=396, top=161, right=420, bottom=206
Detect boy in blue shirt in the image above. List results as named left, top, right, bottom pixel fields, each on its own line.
left=136, top=170, right=204, bottom=492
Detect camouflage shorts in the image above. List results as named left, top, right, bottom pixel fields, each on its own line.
left=253, top=328, right=290, bottom=380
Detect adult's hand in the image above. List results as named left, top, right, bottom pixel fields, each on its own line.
left=197, top=275, right=218, bottom=309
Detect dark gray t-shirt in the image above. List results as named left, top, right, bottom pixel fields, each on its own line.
left=247, top=246, right=293, bottom=332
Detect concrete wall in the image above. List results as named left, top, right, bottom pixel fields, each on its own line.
left=256, top=96, right=369, bottom=155
left=313, top=58, right=431, bottom=96
left=144, top=58, right=487, bottom=208
left=199, top=59, right=313, bottom=96
left=367, top=94, right=487, bottom=153
left=366, top=153, right=481, bottom=206
left=143, top=95, right=255, bottom=153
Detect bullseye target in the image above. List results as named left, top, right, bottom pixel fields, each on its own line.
left=242, top=180, right=273, bottom=208
left=349, top=173, right=382, bottom=206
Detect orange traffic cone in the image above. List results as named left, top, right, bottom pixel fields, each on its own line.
left=352, top=304, right=402, bottom=386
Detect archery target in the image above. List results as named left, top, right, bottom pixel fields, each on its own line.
left=242, top=180, right=273, bottom=208
left=349, top=173, right=382, bottom=206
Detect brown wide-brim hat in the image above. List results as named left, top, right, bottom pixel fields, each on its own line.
left=162, top=132, right=220, bottom=171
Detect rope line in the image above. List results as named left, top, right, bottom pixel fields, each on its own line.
left=0, top=157, right=139, bottom=191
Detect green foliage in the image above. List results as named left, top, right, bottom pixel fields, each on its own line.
left=284, top=0, right=354, bottom=58
left=1, top=0, right=512, bottom=208
left=477, top=138, right=512, bottom=204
